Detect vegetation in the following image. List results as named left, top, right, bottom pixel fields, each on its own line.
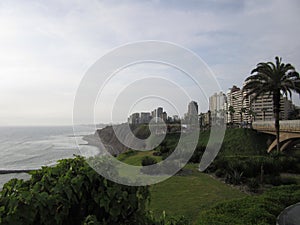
left=197, top=185, right=300, bottom=225
left=141, top=156, right=158, bottom=166
left=149, top=164, right=246, bottom=223
left=0, top=156, right=151, bottom=225
left=242, top=56, right=300, bottom=152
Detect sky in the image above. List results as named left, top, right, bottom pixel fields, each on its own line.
left=0, top=0, right=300, bottom=125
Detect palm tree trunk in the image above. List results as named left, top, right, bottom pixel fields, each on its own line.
left=273, top=91, right=281, bottom=153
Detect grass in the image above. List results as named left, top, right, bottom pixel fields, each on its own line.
left=117, top=150, right=162, bottom=166
left=115, top=128, right=273, bottom=223
left=117, top=151, right=246, bottom=223
left=149, top=164, right=246, bottom=223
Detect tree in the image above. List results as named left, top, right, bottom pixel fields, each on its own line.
left=239, top=107, right=247, bottom=123
left=242, top=56, right=300, bottom=152
left=262, top=108, right=267, bottom=121
left=248, top=108, right=256, bottom=123
left=228, top=106, right=235, bottom=124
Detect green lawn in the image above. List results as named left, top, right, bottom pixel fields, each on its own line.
left=117, top=151, right=247, bottom=223
left=117, top=150, right=247, bottom=223
left=117, top=150, right=162, bottom=166
left=149, top=164, right=246, bottom=223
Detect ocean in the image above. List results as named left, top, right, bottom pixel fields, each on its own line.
left=0, top=125, right=101, bottom=188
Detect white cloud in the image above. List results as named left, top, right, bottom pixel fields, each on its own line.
left=0, top=0, right=299, bottom=125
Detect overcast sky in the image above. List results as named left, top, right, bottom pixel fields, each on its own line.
left=1, top=0, right=300, bottom=126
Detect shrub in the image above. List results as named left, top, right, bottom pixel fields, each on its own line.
left=225, top=169, right=244, bottom=185
left=247, top=178, right=260, bottom=193
left=142, top=156, right=158, bottom=166
left=0, top=156, right=151, bottom=225
left=197, top=185, right=300, bottom=225
left=188, top=145, right=205, bottom=163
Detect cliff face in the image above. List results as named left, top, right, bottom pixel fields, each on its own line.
left=95, top=124, right=150, bottom=156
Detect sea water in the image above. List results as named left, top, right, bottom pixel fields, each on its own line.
left=0, top=125, right=101, bottom=187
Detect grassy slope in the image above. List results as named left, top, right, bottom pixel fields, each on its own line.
left=117, top=150, right=162, bottom=166
left=149, top=164, right=246, bottom=223
left=198, top=128, right=273, bottom=156
left=116, top=128, right=272, bottom=222
left=117, top=150, right=246, bottom=223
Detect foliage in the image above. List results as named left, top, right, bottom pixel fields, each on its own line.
left=242, top=56, right=300, bottom=152
left=188, top=145, right=206, bottom=163
left=142, top=156, right=158, bottom=166
left=0, top=156, right=150, bottom=225
left=246, top=178, right=260, bottom=192
left=197, top=185, right=300, bottom=225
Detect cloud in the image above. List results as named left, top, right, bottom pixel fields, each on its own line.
left=0, top=0, right=299, bottom=125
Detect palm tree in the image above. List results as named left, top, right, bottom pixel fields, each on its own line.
left=228, top=106, right=235, bottom=124
left=239, top=107, right=247, bottom=123
left=242, top=56, right=300, bottom=152
left=262, top=108, right=267, bottom=121
left=248, top=108, right=256, bottom=122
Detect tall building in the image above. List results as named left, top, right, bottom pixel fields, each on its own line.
left=209, top=92, right=227, bottom=124
left=187, top=101, right=199, bottom=127
left=157, top=107, right=163, bottom=122
left=140, top=112, right=151, bottom=123
left=226, top=83, right=297, bottom=123
left=128, top=112, right=140, bottom=124
left=226, top=86, right=250, bottom=124
left=251, top=94, right=294, bottom=121
left=188, top=101, right=198, bottom=116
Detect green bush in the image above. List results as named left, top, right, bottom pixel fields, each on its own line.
left=142, top=156, right=158, bottom=166
left=0, top=156, right=150, bottom=225
left=247, top=178, right=260, bottom=193
left=188, top=145, right=205, bottom=163
left=197, top=185, right=300, bottom=225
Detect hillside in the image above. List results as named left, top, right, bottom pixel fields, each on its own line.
left=97, top=124, right=273, bottom=157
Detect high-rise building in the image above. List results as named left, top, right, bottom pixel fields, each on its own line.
left=226, top=85, right=253, bottom=124
left=251, top=94, right=294, bottom=121
left=188, top=101, right=198, bottom=116
left=140, top=112, right=151, bottom=123
left=157, top=107, right=163, bottom=121
left=187, top=101, right=199, bottom=127
left=128, top=112, right=140, bottom=124
left=209, top=92, right=227, bottom=124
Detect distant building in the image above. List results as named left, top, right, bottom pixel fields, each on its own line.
left=209, top=92, right=227, bottom=125
left=188, top=101, right=198, bottom=116
left=162, top=112, right=167, bottom=122
left=251, top=94, right=294, bottom=121
left=128, top=112, right=140, bottom=124
left=227, top=85, right=251, bottom=124
left=187, top=101, right=199, bottom=127
left=157, top=107, right=163, bottom=121
left=140, top=112, right=151, bottom=124
left=226, top=84, right=297, bottom=124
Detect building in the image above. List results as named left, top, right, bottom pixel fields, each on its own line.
left=226, top=86, right=251, bottom=124
left=140, top=112, right=151, bottom=124
left=188, top=101, right=198, bottom=116
left=128, top=112, right=140, bottom=124
left=187, top=101, right=199, bottom=127
left=209, top=92, right=227, bottom=125
left=251, top=94, right=295, bottom=121
left=157, top=107, right=163, bottom=118
left=227, top=84, right=297, bottom=123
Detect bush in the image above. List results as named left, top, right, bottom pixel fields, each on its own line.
left=247, top=178, right=260, bottom=192
left=197, top=185, right=300, bottom=225
left=0, top=156, right=151, bottom=225
left=188, top=145, right=205, bottom=163
left=142, top=156, right=158, bottom=166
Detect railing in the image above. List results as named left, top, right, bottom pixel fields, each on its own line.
left=252, top=120, right=300, bottom=132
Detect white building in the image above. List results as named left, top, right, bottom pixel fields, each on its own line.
left=209, top=92, right=227, bottom=124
